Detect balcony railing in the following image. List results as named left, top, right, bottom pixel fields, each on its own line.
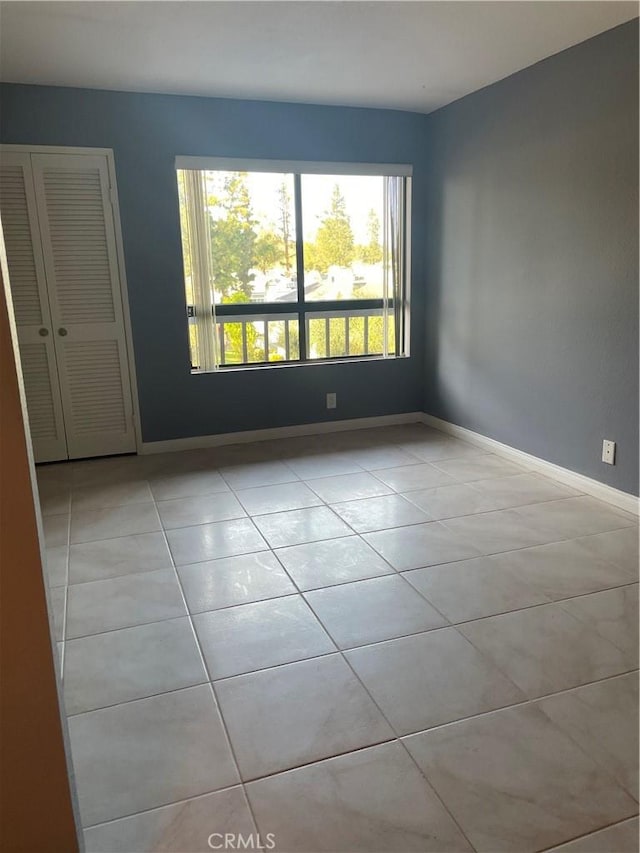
left=187, top=306, right=395, bottom=369
left=305, top=309, right=395, bottom=360
left=217, top=312, right=299, bottom=365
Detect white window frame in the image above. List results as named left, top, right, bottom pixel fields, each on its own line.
left=176, top=157, right=412, bottom=372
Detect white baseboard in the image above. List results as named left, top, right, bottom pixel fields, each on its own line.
left=140, top=408, right=638, bottom=515
left=422, top=413, right=639, bottom=516
left=141, top=412, right=424, bottom=455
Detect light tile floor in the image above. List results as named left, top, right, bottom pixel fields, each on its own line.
left=37, top=423, right=639, bottom=853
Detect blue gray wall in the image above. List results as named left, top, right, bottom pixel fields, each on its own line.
left=1, top=20, right=637, bottom=494
left=0, top=86, right=427, bottom=442
left=423, top=21, right=639, bottom=495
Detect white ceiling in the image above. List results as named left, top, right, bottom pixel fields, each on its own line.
left=0, top=1, right=637, bottom=114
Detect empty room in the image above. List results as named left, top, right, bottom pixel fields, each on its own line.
left=0, top=2, right=638, bottom=852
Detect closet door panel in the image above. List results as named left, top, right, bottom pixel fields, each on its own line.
left=31, top=153, right=136, bottom=459
left=0, top=151, right=68, bottom=462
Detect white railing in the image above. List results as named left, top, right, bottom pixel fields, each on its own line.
left=305, top=308, right=393, bottom=360
left=218, top=313, right=298, bottom=365
left=188, top=307, right=394, bottom=367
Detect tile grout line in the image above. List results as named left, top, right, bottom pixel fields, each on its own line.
left=536, top=814, right=640, bottom=853
left=50, top=503, right=639, bottom=558
left=62, top=617, right=640, bottom=698
left=163, top=464, right=481, bottom=847
left=54, top=480, right=637, bottom=567
left=249, top=536, right=503, bottom=853
left=57, top=474, right=639, bottom=690
left=553, top=592, right=640, bottom=661
left=65, top=663, right=640, bottom=754
left=150, top=492, right=265, bottom=843
left=360, top=518, right=637, bottom=576
left=446, top=602, right=638, bottom=740
left=395, top=736, right=480, bottom=853
left=82, top=784, right=639, bottom=845
left=50, top=464, right=587, bottom=517
left=533, top=696, right=640, bottom=808
left=294, top=592, right=484, bottom=851
left=61, top=534, right=637, bottom=599
left=58, top=510, right=71, bottom=671
left=298, top=576, right=639, bottom=823
left=407, top=579, right=639, bottom=632
left=63, top=458, right=267, bottom=834
left=60, top=554, right=638, bottom=655
left=58, top=533, right=70, bottom=679
left=41, top=433, right=638, bottom=844
left=219, top=503, right=481, bottom=851
left=82, top=781, right=253, bottom=834
left=399, top=667, right=640, bottom=739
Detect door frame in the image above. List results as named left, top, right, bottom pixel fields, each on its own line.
left=1, top=228, right=82, bottom=850
left=1, top=143, right=143, bottom=456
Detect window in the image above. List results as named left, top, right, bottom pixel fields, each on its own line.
left=176, top=157, right=411, bottom=371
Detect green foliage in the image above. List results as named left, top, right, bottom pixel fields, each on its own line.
left=183, top=171, right=394, bottom=368
left=254, top=231, right=284, bottom=274
left=360, top=209, right=383, bottom=265
left=206, top=174, right=295, bottom=297
left=278, top=181, right=294, bottom=274
left=219, top=312, right=303, bottom=366
left=219, top=293, right=261, bottom=363
left=302, top=241, right=319, bottom=272
left=209, top=173, right=257, bottom=299
left=306, top=184, right=354, bottom=273
left=281, top=321, right=300, bottom=361
left=307, top=315, right=394, bottom=359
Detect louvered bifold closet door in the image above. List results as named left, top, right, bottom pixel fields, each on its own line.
left=0, top=152, right=68, bottom=462
left=31, top=153, right=136, bottom=459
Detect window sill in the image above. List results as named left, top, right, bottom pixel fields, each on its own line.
left=190, top=354, right=409, bottom=375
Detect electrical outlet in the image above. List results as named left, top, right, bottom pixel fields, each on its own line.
left=326, top=392, right=337, bottom=410
left=602, top=439, right=616, bottom=465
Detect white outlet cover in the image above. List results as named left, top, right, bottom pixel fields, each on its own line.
left=602, top=440, right=616, bottom=465
left=326, top=393, right=337, bottom=409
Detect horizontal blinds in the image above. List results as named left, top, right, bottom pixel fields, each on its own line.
left=175, top=156, right=412, bottom=177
